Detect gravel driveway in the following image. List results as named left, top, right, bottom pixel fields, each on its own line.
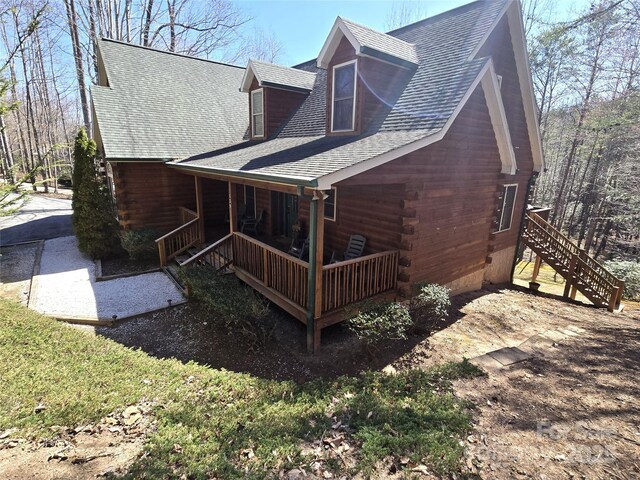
left=30, top=236, right=185, bottom=322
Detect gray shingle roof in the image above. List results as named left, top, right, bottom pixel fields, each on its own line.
left=92, top=40, right=247, bottom=160
left=339, top=17, right=419, bottom=66
left=245, top=60, right=317, bottom=92
left=173, top=0, right=508, bottom=185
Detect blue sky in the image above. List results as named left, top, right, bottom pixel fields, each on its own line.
left=235, top=0, right=592, bottom=66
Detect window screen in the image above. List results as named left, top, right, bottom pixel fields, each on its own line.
left=497, top=184, right=518, bottom=232
left=324, top=188, right=337, bottom=221
left=251, top=89, right=264, bottom=137
left=332, top=62, right=356, bottom=131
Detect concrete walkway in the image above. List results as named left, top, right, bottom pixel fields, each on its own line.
left=29, top=236, right=184, bottom=323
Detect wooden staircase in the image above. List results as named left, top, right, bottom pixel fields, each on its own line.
left=522, top=212, right=624, bottom=312
left=163, top=234, right=235, bottom=289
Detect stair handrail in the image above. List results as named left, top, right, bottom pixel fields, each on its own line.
left=180, top=233, right=234, bottom=269
left=527, top=213, right=623, bottom=286
left=155, top=218, right=200, bottom=267
left=525, top=212, right=625, bottom=311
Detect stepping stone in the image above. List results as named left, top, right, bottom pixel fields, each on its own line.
left=487, top=347, right=532, bottom=366
left=565, top=325, right=587, bottom=334
left=540, top=329, right=569, bottom=342
left=559, top=328, right=579, bottom=337
left=518, top=334, right=555, bottom=354
left=469, top=354, right=503, bottom=371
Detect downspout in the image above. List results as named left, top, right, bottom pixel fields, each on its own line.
left=298, top=186, right=317, bottom=353
left=510, top=172, right=539, bottom=283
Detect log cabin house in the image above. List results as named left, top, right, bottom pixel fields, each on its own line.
left=91, top=0, right=545, bottom=351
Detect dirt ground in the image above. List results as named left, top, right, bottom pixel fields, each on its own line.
left=0, top=403, right=152, bottom=480
left=441, top=290, right=639, bottom=480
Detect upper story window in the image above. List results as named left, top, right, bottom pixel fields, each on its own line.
left=331, top=60, right=356, bottom=132
left=251, top=89, right=264, bottom=138
left=496, top=184, right=518, bottom=232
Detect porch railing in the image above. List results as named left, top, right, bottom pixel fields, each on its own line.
left=179, top=206, right=199, bottom=224
left=173, top=231, right=399, bottom=316
left=233, top=232, right=309, bottom=309
left=321, top=250, right=399, bottom=313
left=156, top=217, right=200, bottom=267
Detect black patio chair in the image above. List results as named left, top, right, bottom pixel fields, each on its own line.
left=240, top=209, right=264, bottom=235
left=288, top=237, right=309, bottom=260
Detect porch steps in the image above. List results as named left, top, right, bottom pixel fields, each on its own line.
left=162, top=264, right=186, bottom=292
left=521, top=212, right=624, bottom=311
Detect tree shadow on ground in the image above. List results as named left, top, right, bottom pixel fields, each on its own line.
left=96, top=287, right=498, bottom=382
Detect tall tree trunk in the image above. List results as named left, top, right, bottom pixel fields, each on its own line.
left=141, top=0, right=154, bottom=46
left=0, top=115, right=15, bottom=183
left=64, top=0, right=91, bottom=132
left=550, top=26, right=605, bottom=226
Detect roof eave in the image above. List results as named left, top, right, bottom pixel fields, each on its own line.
left=359, top=46, right=418, bottom=70
left=167, top=162, right=319, bottom=187
left=259, top=81, right=312, bottom=94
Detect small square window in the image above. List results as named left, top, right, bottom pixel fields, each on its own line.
left=496, top=184, right=518, bottom=232
left=251, top=89, right=264, bottom=138
left=324, top=188, right=337, bottom=221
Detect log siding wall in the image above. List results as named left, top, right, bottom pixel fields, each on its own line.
left=111, top=162, right=196, bottom=233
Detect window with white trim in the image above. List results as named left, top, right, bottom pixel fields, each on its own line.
left=331, top=60, right=356, bottom=132
left=496, top=184, right=518, bottom=232
left=251, top=89, right=264, bottom=138
left=324, top=187, right=337, bottom=221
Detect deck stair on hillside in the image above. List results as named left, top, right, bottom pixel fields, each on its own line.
left=522, top=212, right=624, bottom=312
left=163, top=236, right=235, bottom=290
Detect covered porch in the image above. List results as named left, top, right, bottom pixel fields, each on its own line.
left=155, top=174, right=400, bottom=352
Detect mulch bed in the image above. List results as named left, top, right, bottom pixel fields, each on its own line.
left=100, top=255, right=160, bottom=277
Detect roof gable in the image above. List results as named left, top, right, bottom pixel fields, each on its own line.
left=317, top=17, right=419, bottom=69
left=240, top=60, right=317, bottom=93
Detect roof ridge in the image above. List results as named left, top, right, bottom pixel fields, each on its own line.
left=338, top=16, right=416, bottom=46
left=99, top=37, right=245, bottom=69
left=385, top=0, right=489, bottom=36
left=250, top=59, right=317, bottom=75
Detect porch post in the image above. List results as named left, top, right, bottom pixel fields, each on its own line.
left=228, top=181, right=237, bottom=233
left=195, top=176, right=205, bottom=243
left=306, top=191, right=325, bottom=354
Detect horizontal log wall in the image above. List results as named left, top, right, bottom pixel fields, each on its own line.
left=339, top=86, right=503, bottom=292
left=112, top=162, right=195, bottom=233
left=297, top=184, right=406, bottom=262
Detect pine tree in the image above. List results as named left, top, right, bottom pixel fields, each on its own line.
left=71, top=129, right=119, bottom=258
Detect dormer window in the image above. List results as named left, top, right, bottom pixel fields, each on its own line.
left=331, top=60, right=357, bottom=132
left=251, top=89, right=264, bottom=138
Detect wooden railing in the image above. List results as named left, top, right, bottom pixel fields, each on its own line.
left=179, top=206, right=199, bottom=225
left=156, top=218, right=200, bottom=267
left=180, top=233, right=233, bottom=271
left=175, top=231, right=399, bottom=317
left=523, top=212, right=624, bottom=311
left=233, top=232, right=309, bottom=309
left=321, top=250, right=399, bottom=313
left=526, top=213, right=579, bottom=269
